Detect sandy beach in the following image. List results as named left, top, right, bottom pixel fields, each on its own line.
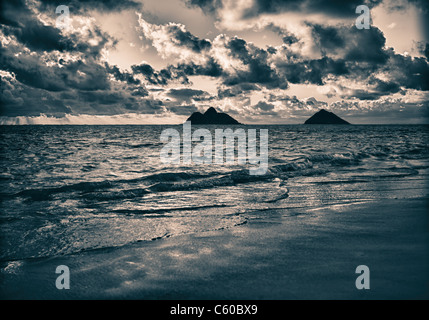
left=1, top=196, right=428, bottom=300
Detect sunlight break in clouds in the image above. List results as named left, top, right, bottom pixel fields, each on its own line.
left=0, top=113, right=185, bottom=125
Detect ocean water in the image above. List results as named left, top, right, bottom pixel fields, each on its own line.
left=0, top=124, right=428, bottom=262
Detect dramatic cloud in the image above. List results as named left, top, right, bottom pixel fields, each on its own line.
left=135, top=18, right=288, bottom=89
left=185, top=0, right=222, bottom=14
left=222, top=36, right=288, bottom=89
left=37, top=0, right=141, bottom=13
left=167, top=88, right=210, bottom=101
left=0, top=0, right=428, bottom=123
left=242, top=0, right=383, bottom=19
left=136, top=15, right=211, bottom=61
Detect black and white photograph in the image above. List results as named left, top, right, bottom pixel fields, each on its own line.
left=0, top=0, right=428, bottom=304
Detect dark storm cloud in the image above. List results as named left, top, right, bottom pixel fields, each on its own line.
left=310, top=23, right=389, bottom=64
left=167, top=88, right=209, bottom=101
left=255, top=101, right=274, bottom=111
left=136, top=18, right=288, bottom=89
left=0, top=76, right=73, bottom=116
left=281, top=33, right=300, bottom=46
left=130, top=87, right=149, bottom=97
left=0, top=71, right=162, bottom=117
left=137, top=17, right=212, bottom=56
left=0, top=0, right=28, bottom=26
left=4, top=20, right=70, bottom=52
left=253, top=101, right=276, bottom=115
left=1, top=44, right=65, bottom=91
left=242, top=0, right=382, bottom=19
left=1, top=0, right=71, bottom=52
left=385, top=52, right=429, bottom=91
left=368, top=77, right=402, bottom=95
left=1, top=0, right=117, bottom=55
left=311, top=24, right=345, bottom=51
left=178, top=0, right=428, bottom=97
left=224, top=37, right=288, bottom=89
left=168, top=24, right=212, bottom=53
left=1, top=42, right=112, bottom=92
left=105, top=64, right=141, bottom=86
left=37, top=0, right=141, bottom=13
left=184, top=0, right=222, bottom=14
left=131, top=63, right=163, bottom=84
left=266, top=24, right=300, bottom=45
left=279, top=23, right=428, bottom=93
left=255, top=21, right=429, bottom=103
left=276, top=57, right=348, bottom=85
left=217, top=83, right=260, bottom=98
left=132, top=58, right=222, bottom=86
left=343, top=89, right=395, bottom=101
left=178, top=36, right=286, bottom=89
left=333, top=48, right=429, bottom=98
left=343, top=32, right=388, bottom=65
left=227, top=37, right=248, bottom=59
left=174, top=58, right=223, bottom=78
left=0, top=0, right=153, bottom=117
left=168, top=104, right=199, bottom=115
left=344, top=46, right=429, bottom=93
left=132, top=63, right=190, bottom=85
left=78, top=90, right=124, bottom=105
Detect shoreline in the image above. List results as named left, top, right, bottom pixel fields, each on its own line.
left=1, top=197, right=428, bottom=300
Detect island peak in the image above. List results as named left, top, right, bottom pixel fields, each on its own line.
left=187, top=107, right=241, bottom=125
left=304, top=109, right=350, bottom=125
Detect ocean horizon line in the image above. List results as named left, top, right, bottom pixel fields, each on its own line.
left=1, top=123, right=428, bottom=126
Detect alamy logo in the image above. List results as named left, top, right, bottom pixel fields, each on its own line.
left=160, top=122, right=269, bottom=175
left=355, top=5, right=370, bottom=29
left=55, top=5, right=70, bottom=30
left=55, top=265, right=70, bottom=290
left=355, top=265, right=370, bottom=290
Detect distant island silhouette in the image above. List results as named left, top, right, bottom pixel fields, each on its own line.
left=186, top=107, right=241, bottom=125
left=304, top=109, right=350, bottom=124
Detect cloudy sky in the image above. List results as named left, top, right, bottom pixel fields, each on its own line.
left=1, top=0, right=428, bottom=124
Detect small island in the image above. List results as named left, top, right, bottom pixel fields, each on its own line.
left=304, top=109, right=350, bottom=124
left=186, top=107, right=241, bottom=125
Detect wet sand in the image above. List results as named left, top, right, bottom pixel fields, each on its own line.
left=1, top=197, right=428, bottom=300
